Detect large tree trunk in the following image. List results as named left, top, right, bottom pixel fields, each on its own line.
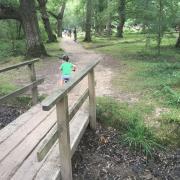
left=37, top=0, right=57, bottom=43
left=84, top=0, right=92, bottom=41
left=0, top=0, right=48, bottom=58
left=19, top=0, right=48, bottom=58
left=175, top=23, right=180, bottom=48
left=116, top=0, right=125, bottom=38
left=106, top=0, right=111, bottom=35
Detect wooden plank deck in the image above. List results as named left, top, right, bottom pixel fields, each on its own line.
left=0, top=102, right=89, bottom=180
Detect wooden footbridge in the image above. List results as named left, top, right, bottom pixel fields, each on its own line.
left=0, top=59, right=99, bottom=180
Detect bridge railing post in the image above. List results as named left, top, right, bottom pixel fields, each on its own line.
left=28, top=62, right=39, bottom=105
left=56, top=95, right=72, bottom=180
left=88, top=69, right=96, bottom=130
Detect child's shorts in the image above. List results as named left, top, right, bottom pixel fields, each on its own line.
left=61, top=75, right=72, bottom=81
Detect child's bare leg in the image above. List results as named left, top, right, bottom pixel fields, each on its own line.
left=61, top=79, right=64, bottom=86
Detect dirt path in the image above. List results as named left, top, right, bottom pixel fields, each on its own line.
left=38, top=37, right=118, bottom=104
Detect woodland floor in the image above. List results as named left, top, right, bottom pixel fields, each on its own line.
left=0, top=37, right=180, bottom=179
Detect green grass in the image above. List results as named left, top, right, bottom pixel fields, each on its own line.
left=96, top=97, right=164, bottom=158
left=79, top=32, right=180, bottom=152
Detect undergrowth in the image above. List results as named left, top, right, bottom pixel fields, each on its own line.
left=96, top=97, right=164, bottom=158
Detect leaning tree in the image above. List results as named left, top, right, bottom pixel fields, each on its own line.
left=37, top=0, right=57, bottom=43
left=47, top=0, right=66, bottom=37
left=0, top=0, right=48, bottom=58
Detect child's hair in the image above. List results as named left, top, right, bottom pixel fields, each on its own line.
left=59, top=55, right=69, bottom=62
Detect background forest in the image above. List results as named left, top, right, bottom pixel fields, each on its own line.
left=1, top=0, right=180, bottom=157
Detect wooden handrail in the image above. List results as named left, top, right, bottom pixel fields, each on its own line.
left=42, top=60, right=99, bottom=111
left=0, top=78, right=44, bottom=105
left=0, top=59, right=39, bottom=73
left=0, top=59, right=42, bottom=105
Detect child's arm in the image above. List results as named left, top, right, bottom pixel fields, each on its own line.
left=72, top=65, right=76, bottom=71
left=59, top=67, right=62, bottom=70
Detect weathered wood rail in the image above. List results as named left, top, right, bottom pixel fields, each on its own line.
left=37, top=60, right=99, bottom=180
left=0, top=59, right=44, bottom=105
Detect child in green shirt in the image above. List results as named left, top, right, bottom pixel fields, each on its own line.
left=59, top=55, right=76, bottom=86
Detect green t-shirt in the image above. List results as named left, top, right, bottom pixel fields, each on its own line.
left=60, top=62, right=74, bottom=75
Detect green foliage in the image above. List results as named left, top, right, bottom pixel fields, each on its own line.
left=128, top=52, right=176, bottom=63
left=0, top=80, right=20, bottom=97
left=0, top=40, right=25, bottom=60
left=121, top=121, right=165, bottom=158
left=39, top=94, right=47, bottom=102
left=153, top=85, right=180, bottom=107
left=146, top=62, right=180, bottom=77
left=96, top=96, right=163, bottom=157
left=123, top=28, right=137, bottom=33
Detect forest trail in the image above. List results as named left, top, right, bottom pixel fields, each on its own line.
left=38, top=36, right=116, bottom=102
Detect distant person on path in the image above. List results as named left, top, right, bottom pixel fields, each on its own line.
left=64, top=29, right=66, bottom=36
left=59, top=55, right=76, bottom=86
left=68, top=27, right=71, bottom=38
left=73, top=27, right=77, bottom=42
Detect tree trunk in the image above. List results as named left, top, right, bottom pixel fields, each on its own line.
left=141, top=24, right=146, bottom=34
left=116, top=0, right=125, bottom=38
left=141, top=0, right=148, bottom=34
left=19, top=0, right=48, bottom=58
left=94, top=13, right=99, bottom=34
left=106, top=0, right=111, bottom=35
left=175, top=24, right=180, bottom=48
left=99, top=25, right=104, bottom=36
left=57, top=19, right=63, bottom=37
left=37, top=0, right=57, bottom=43
left=48, top=3, right=66, bottom=37
left=84, top=0, right=92, bottom=41
left=58, top=3, right=66, bottom=37
left=0, top=0, right=48, bottom=58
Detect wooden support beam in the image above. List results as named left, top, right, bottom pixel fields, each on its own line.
left=28, top=63, right=39, bottom=105
left=42, top=60, right=100, bottom=111
left=88, top=69, right=96, bottom=130
left=37, top=89, right=89, bottom=161
left=0, top=59, right=39, bottom=73
left=37, top=125, right=58, bottom=162
left=56, top=95, right=72, bottom=180
left=0, top=78, right=44, bottom=105
left=69, top=89, right=89, bottom=121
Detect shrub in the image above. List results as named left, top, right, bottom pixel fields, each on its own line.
left=121, top=121, right=165, bottom=158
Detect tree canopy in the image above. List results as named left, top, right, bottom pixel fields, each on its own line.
left=1, top=0, right=180, bottom=58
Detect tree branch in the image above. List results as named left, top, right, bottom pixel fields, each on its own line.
left=48, top=10, right=58, bottom=19
left=0, top=3, right=20, bottom=21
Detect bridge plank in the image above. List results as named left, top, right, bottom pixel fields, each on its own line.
left=0, top=59, right=39, bottom=73
left=0, top=104, right=42, bottom=144
left=0, top=78, right=44, bottom=105
left=0, top=110, right=57, bottom=180
left=42, top=60, right=99, bottom=111
left=9, top=108, right=89, bottom=180
left=0, top=107, right=55, bottom=163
